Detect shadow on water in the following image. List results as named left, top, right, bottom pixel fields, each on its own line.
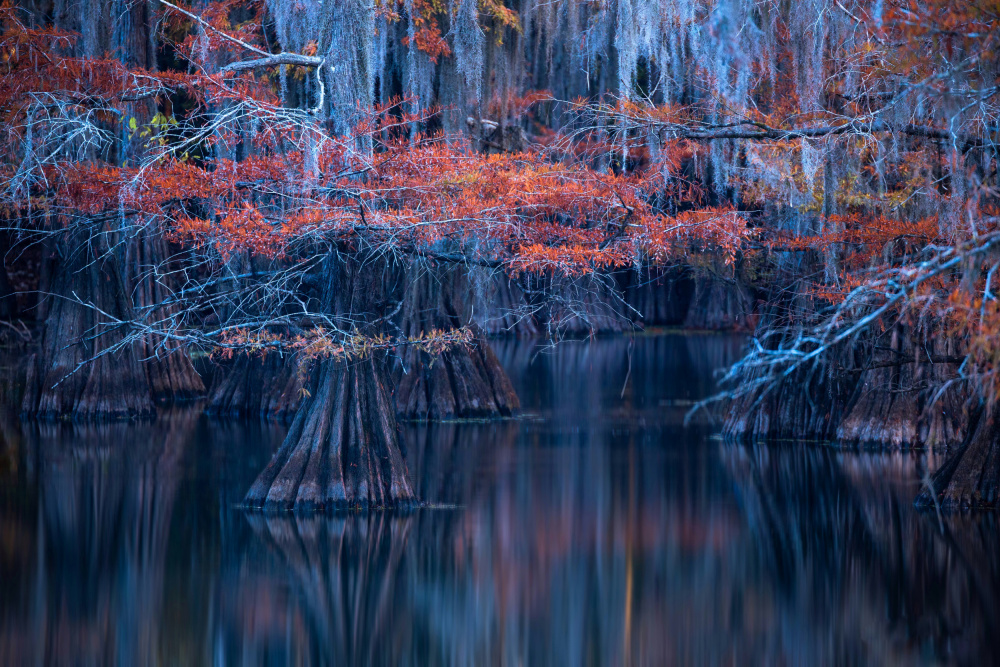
left=0, top=333, right=997, bottom=665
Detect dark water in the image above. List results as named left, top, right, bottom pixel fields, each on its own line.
left=1, top=334, right=998, bottom=666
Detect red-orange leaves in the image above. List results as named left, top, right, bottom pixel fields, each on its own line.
left=176, top=204, right=280, bottom=259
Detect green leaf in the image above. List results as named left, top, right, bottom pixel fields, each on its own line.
left=128, top=117, right=137, bottom=131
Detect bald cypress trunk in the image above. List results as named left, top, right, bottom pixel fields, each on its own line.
left=206, top=353, right=303, bottom=420
left=245, top=354, right=415, bottom=511
left=540, top=274, right=631, bottom=335
left=203, top=253, right=305, bottom=418
left=917, top=406, right=1000, bottom=510
left=723, top=298, right=857, bottom=441
left=682, top=265, right=755, bottom=331
left=0, top=230, right=17, bottom=321
left=21, top=226, right=154, bottom=420
left=477, top=275, right=539, bottom=337
left=244, top=251, right=415, bottom=512
left=128, top=227, right=205, bottom=401
left=836, top=326, right=969, bottom=449
left=620, top=266, right=693, bottom=327
left=395, top=262, right=518, bottom=420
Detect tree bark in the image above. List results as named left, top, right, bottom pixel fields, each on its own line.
left=127, top=227, right=205, bottom=401
left=244, top=250, right=415, bottom=511
left=395, top=261, right=518, bottom=420
left=537, top=274, right=631, bottom=335
left=917, top=405, right=1000, bottom=509
left=682, top=267, right=755, bottom=331
left=475, top=273, right=539, bottom=337
left=21, top=225, right=154, bottom=420
left=244, top=354, right=415, bottom=511
left=0, top=229, right=18, bottom=321
left=206, top=352, right=303, bottom=420
left=836, top=326, right=969, bottom=449
left=620, top=266, right=693, bottom=327
left=723, top=298, right=858, bottom=441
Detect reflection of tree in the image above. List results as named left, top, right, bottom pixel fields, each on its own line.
left=8, top=336, right=995, bottom=664
left=224, top=412, right=750, bottom=665
left=492, top=333, right=745, bottom=426
left=722, top=442, right=1000, bottom=665
left=247, top=514, right=415, bottom=666
left=408, top=432, right=746, bottom=666
left=405, top=420, right=520, bottom=505
left=219, top=336, right=750, bottom=665
left=1, top=411, right=196, bottom=665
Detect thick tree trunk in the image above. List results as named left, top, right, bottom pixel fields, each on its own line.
left=20, top=227, right=154, bottom=420
left=917, top=406, right=1000, bottom=509
left=395, top=262, right=518, bottom=420
left=723, top=299, right=971, bottom=448
left=682, top=272, right=755, bottom=331
left=245, top=251, right=415, bottom=511
left=538, top=274, right=631, bottom=335
left=244, top=355, right=415, bottom=511
left=201, top=252, right=304, bottom=417
left=206, top=352, right=303, bottom=419
left=0, top=230, right=17, bottom=321
left=836, top=327, right=969, bottom=449
left=127, top=227, right=205, bottom=401
left=723, top=299, right=858, bottom=441
left=476, top=274, right=539, bottom=337
left=723, top=362, right=856, bottom=441
left=396, top=331, right=518, bottom=419
left=620, top=266, right=693, bottom=327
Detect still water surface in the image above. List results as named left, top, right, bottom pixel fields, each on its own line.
left=0, top=334, right=997, bottom=666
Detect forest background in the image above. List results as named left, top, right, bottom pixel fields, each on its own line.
left=0, top=0, right=997, bottom=510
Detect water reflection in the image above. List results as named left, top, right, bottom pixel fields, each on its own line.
left=1, top=414, right=197, bottom=665
left=724, top=443, right=1000, bottom=665
left=0, top=334, right=997, bottom=665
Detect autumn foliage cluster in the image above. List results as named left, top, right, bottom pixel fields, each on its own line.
left=0, top=0, right=754, bottom=360
left=0, top=0, right=998, bottom=404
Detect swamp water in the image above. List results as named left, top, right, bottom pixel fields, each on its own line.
left=0, top=333, right=997, bottom=666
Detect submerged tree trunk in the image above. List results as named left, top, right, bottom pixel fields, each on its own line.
left=206, top=353, right=303, bottom=420
left=836, top=326, right=969, bottom=449
left=244, top=354, right=415, bottom=511
left=619, top=266, right=693, bottom=327
left=395, top=261, right=518, bottom=420
left=128, top=227, right=205, bottom=401
left=682, top=269, right=755, bottom=331
left=245, top=251, right=415, bottom=511
left=21, top=226, right=154, bottom=420
left=917, top=406, right=1000, bottom=510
